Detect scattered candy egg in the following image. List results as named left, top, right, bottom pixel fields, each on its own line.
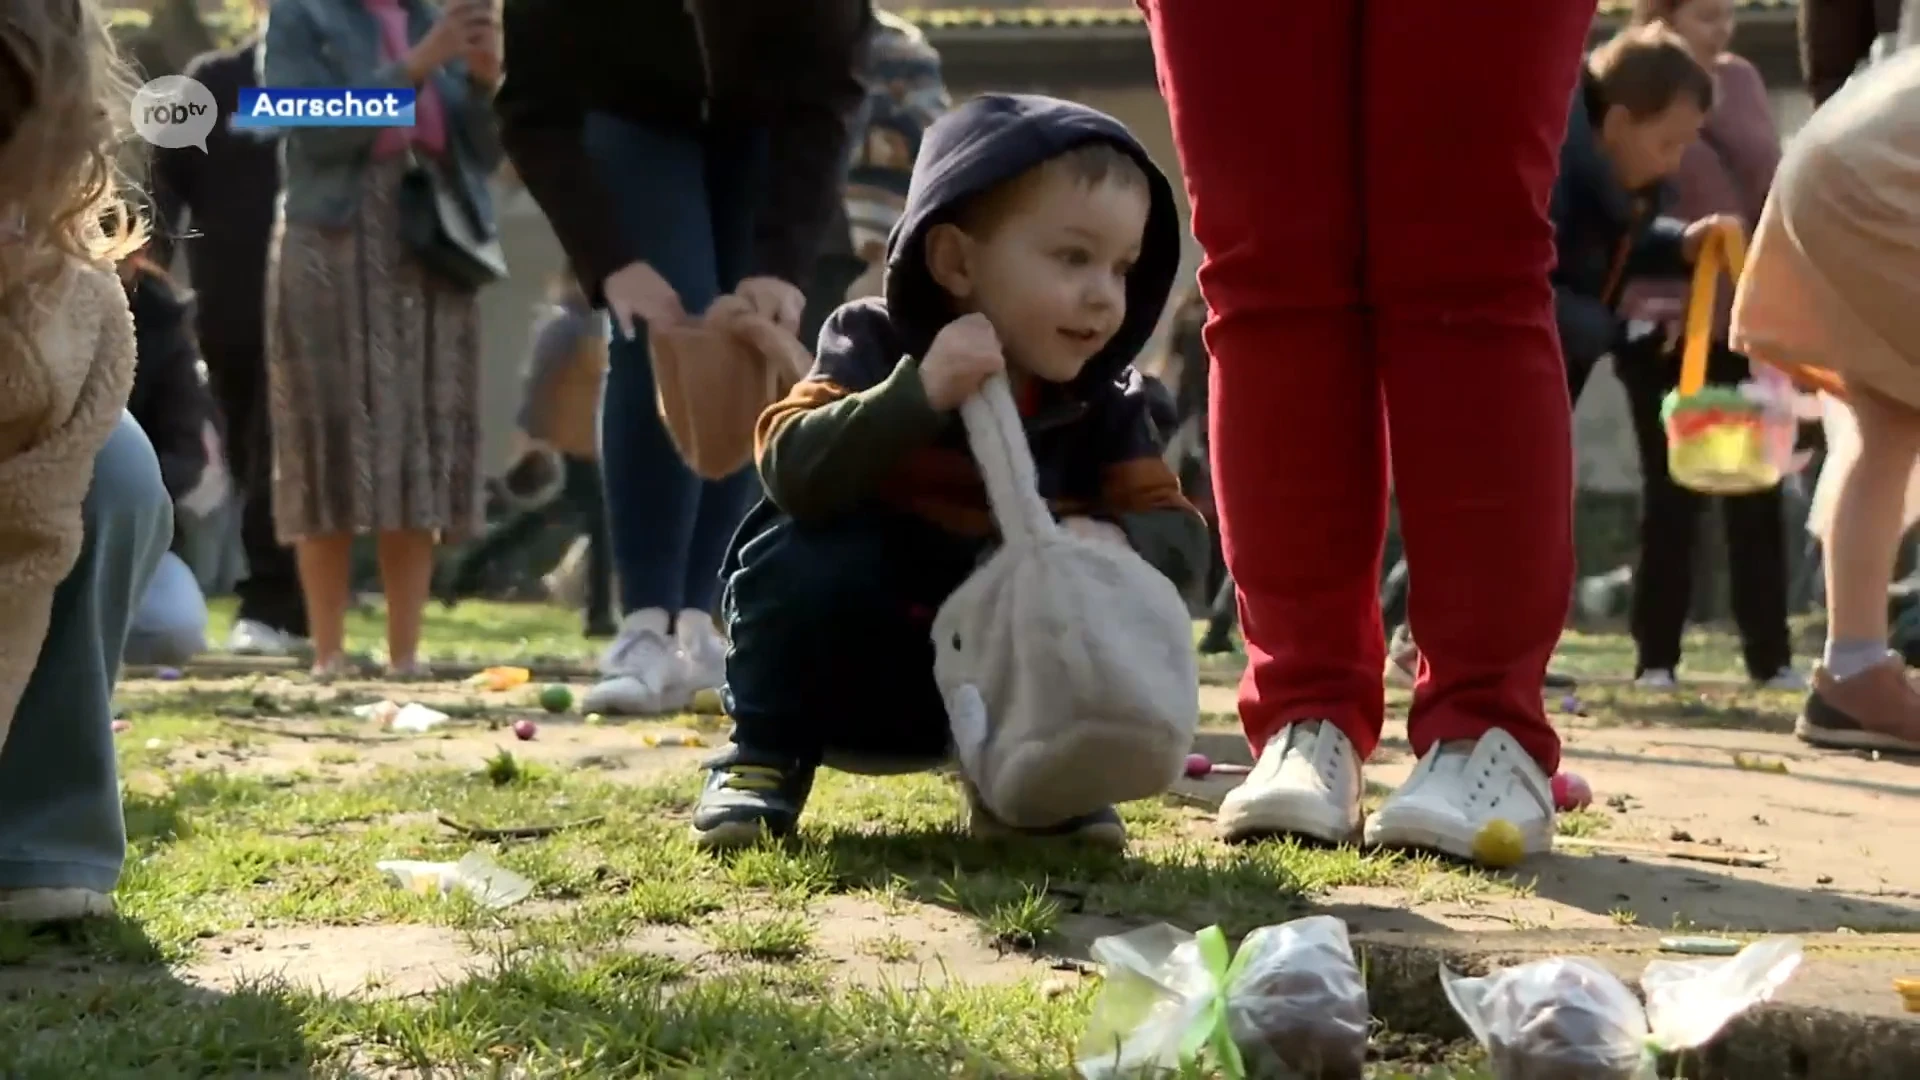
left=157, top=667, right=182, bottom=681
left=1551, top=771, right=1593, bottom=812
left=110, top=720, right=131, bottom=734
left=1185, top=752, right=1211, bottom=778
left=1472, top=819, right=1526, bottom=869
left=512, top=719, right=537, bottom=741
left=584, top=712, right=604, bottom=726
left=538, top=684, right=573, bottom=714
left=1559, top=694, right=1580, bottom=714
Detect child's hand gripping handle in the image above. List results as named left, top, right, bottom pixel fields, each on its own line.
left=957, top=376, right=1060, bottom=547
left=1678, top=221, right=1748, bottom=397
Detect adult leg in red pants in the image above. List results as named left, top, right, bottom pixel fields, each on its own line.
left=1143, top=1, right=1588, bottom=859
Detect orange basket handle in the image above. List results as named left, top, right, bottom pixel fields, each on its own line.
left=1677, top=222, right=1747, bottom=398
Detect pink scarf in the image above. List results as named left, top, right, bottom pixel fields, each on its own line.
left=364, top=0, right=446, bottom=159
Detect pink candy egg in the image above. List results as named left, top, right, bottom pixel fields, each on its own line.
left=1551, top=771, right=1593, bottom=812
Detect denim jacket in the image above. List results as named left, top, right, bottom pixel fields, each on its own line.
left=260, top=0, right=502, bottom=229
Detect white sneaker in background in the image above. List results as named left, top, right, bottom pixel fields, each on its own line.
left=227, top=618, right=305, bottom=657
left=1759, top=667, right=1808, bottom=691
left=676, top=608, right=727, bottom=694
left=1362, top=728, right=1555, bottom=860
left=584, top=609, right=686, bottom=715
left=1217, top=720, right=1363, bottom=845
left=1634, top=668, right=1678, bottom=690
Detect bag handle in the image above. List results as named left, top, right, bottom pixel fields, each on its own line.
left=1677, top=221, right=1748, bottom=397
left=958, top=375, right=1061, bottom=545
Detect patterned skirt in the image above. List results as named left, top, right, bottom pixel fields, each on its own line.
left=265, top=157, right=483, bottom=544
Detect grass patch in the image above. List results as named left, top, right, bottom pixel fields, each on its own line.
left=29, top=600, right=1797, bottom=1075
left=0, top=675, right=1509, bottom=1075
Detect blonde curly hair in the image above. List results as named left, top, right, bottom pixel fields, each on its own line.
left=0, top=0, right=144, bottom=346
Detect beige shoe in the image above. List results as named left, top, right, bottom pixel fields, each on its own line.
left=1798, top=659, right=1920, bottom=753
left=0, top=887, right=113, bottom=924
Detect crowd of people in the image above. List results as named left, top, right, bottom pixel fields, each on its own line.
left=0, top=0, right=1916, bottom=922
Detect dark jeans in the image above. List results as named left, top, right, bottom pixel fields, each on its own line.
left=721, top=505, right=983, bottom=763
left=582, top=113, right=769, bottom=618
left=448, top=455, right=612, bottom=630
left=203, top=336, right=307, bottom=636
left=1617, top=338, right=1791, bottom=677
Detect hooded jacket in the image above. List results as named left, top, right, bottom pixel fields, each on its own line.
left=751, top=94, right=1204, bottom=589
left=1550, top=72, right=1692, bottom=377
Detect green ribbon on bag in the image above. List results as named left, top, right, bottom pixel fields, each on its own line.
left=1177, top=925, right=1253, bottom=1079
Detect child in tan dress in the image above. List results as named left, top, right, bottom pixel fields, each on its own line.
left=1732, top=39, right=1920, bottom=753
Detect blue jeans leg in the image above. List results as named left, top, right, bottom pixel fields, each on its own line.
left=0, top=414, right=170, bottom=892
left=124, top=551, right=209, bottom=666
left=583, top=114, right=770, bottom=618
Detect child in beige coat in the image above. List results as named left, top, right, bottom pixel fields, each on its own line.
left=0, top=0, right=173, bottom=924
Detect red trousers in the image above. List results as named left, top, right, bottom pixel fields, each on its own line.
left=1142, top=2, right=1592, bottom=773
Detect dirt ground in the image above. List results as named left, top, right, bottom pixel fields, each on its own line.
left=110, top=673, right=1920, bottom=1018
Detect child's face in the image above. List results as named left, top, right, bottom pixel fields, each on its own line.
left=1600, top=99, right=1706, bottom=190
left=938, top=166, right=1149, bottom=384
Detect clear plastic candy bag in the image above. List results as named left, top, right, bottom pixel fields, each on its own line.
left=1441, top=936, right=1803, bottom=1080
left=1076, top=916, right=1370, bottom=1079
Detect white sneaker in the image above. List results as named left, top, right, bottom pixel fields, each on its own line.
left=227, top=618, right=305, bottom=657
left=676, top=609, right=727, bottom=694
left=1759, top=667, right=1807, bottom=692
left=1216, top=721, right=1363, bottom=845
left=1634, top=668, right=1678, bottom=690
left=0, top=887, right=112, bottom=923
left=583, top=609, right=687, bottom=716
left=1363, top=728, right=1555, bottom=860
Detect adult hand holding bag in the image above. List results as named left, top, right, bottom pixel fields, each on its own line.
left=649, top=296, right=813, bottom=480
left=933, top=374, right=1199, bottom=828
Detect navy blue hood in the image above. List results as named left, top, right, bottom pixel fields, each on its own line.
left=882, top=93, right=1182, bottom=392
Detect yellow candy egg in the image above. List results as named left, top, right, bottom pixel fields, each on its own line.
left=1472, top=819, right=1527, bottom=869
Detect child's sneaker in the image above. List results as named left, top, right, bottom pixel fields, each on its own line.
left=1362, top=728, right=1555, bottom=861
left=1216, top=720, right=1362, bottom=845
left=1634, top=668, right=1678, bottom=690
left=963, top=785, right=1127, bottom=848
left=0, top=887, right=112, bottom=924
left=584, top=609, right=686, bottom=715
left=692, top=748, right=818, bottom=848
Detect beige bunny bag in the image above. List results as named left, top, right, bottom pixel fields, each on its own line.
left=933, top=375, right=1199, bottom=828
left=649, top=302, right=813, bottom=480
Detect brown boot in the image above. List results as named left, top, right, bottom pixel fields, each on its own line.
left=1798, top=659, right=1920, bottom=753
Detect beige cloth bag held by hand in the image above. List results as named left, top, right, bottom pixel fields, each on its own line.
left=649, top=298, right=813, bottom=480
left=933, top=375, right=1199, bottom=828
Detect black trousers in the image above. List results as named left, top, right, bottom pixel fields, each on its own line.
left=1616, top=337, right=1791, bottom=678
left=202, top=337, right=308, bottom=637
left=448, top=455, right=612, bottom=630
left=721, top=506, right=983, bottom=763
